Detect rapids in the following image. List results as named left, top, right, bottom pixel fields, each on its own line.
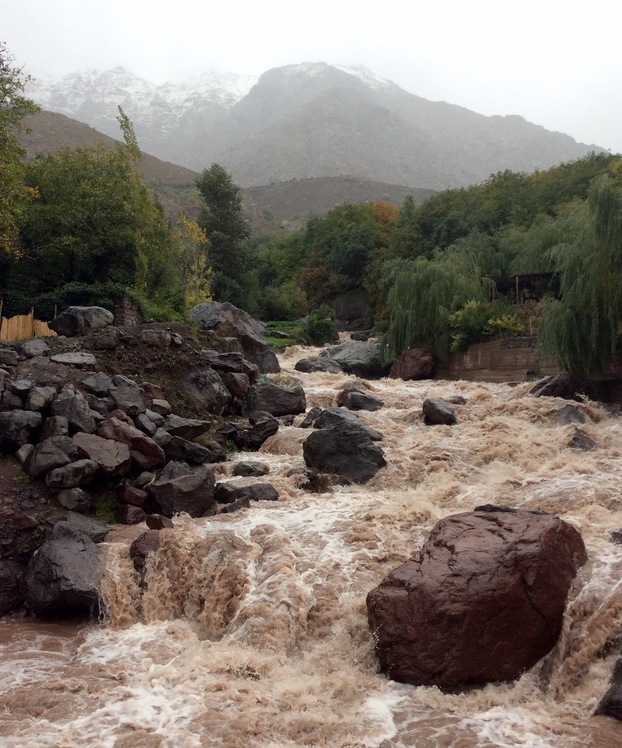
left=1, top=343, right=622, bottom=747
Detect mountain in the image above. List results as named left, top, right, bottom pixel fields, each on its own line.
left=27, top=63, right=604, bottom=191
left=20, top=111, right=427, bottom=232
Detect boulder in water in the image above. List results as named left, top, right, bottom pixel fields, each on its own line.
left=366, top=506, right=587, bottom=688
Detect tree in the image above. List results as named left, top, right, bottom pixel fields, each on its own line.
left=538, top=175, right=622, bottom=378
left=196, top=163, right=250, bottom=307
left=0, top=42, right=39, bottom=262
left=173, top=215, right=211, bottom=307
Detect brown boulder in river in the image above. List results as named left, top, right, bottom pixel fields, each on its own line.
left=366, top=506, right=587, bottom=689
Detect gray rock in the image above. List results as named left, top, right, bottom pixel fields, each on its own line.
left=25, top=386, right=57, bottom=412
left=338, top=390, right=384, bottom=412
left=163, top=435, right=212, bottom=464
left=25, top=435, right=86, bottom=478
left=50, top=352, right=98, bottom=368
left=146, top=460, right=216, bottom=517
left=135, top=413, right=158, bottom=436
left=141, top=329, right=172, bottom=348
left=46, top=459, right=100, bottom=489
left=295, top=357, right=343, bottom=373
left=244, top=380, right=306, bottom=418
left=110, top=384, right=146, bottom=417
left=0, top=410, right=42, bottom=452
left=303, top=422, right=386, bottom=484
left=233, top=461, right=269, bottom=477
left=162, top=415, right=212, bottom=440
left=41, top=415, right=69, bottom=439
left=72, top=432, right=132, bottom=478
left=48, top=306, right=114, bottom=337
left=57, top=488, right=92, bottom=513
left=21, top=338, right=50, bottom=358
left=554, top=404, right=590, bottom=426
left=184, top=369, right=232, bottom=416
left=82, top=372, right=114, bottom=396
left=25, top=522, right=103, bottom=617
left=319, top=340, right=390, bottom=378
left=248, top=349, right=281, bottom=374
left=51, top=388, right=96, bottom=433
left=0, top=560, right=26, bottom=615
left=189, top=301, right=267, bottom=357
left=97, top=416, right=166, bottom=471
left=422, top=398, right=458, bottom=426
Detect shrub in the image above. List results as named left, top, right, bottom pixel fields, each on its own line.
left=303, top=305, right=338, bottom=346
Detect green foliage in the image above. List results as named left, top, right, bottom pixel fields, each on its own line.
left=381, top=249, right=493, bottom=361
left=93, top=490, right=117, bottom=523
left=448, top=298, right=527, bottom=350
left=538, top=175, right=622, bottom=377
left=0, top=42, right=39, bottom=259
left=303, top=305, right=338, bottom=346
left=196, top=163, right=251, bottom=307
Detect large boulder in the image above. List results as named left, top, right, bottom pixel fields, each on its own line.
left=366, top=507, right=587, bottom=689
left=422, top=398, right=457, bottom=425
left=48, top=306, right=114, bottom=337
left=190, top=301, right=267, bottom=357
left=332, top=288, right=372, bottom=331
left=303, top=421, right=386, bottom=484
left=97, top=414, right=166, bottom=470
left=295, top=357, right=343, bottom=374
left=530, top=373, right=592, bottom=401
left=146, top=460, right=216, bottom=517
left=595, top=658, right=622, bottom=720
left=319, top=340, right=390, bottom=378
left=244, top=380, right=306, bottom=417
left=25, top=521, right=103, bottom=618
left=183, top=369, right=232, bottom=415
left=72, top=432, right=132, bottom=478
left=389, top=348, right=438, bottom=380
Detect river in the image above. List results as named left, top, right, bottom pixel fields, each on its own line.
left=1, top=344, right=621, bottom=747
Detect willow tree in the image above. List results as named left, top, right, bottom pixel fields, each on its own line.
left=538, top=175, right=622, bottom=378
left=381, top=248, right=493, bottom=361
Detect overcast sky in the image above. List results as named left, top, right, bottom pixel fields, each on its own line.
left=3, top=0, right=622, bottom=153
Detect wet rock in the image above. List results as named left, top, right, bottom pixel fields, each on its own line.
left=72, top=432, right=132, bottom=478
left=0, top=560, right=26, bottom=615
left=130, top=530, right=161, bottom=576
left=0, top=410, right=42, bottom=452
left=422, top=398, right=457, bottom=425
left=48, top=306, right=114, bottom=337
left=118, top=483, right=148, bottom=507
left=46, top=459, right=99, bottom=489
left=595, top=658, right=622, bottom=720
left=366, top=507, right=587, bottom=689
left=569, top=427, right=597, bottom=451
left=295, top=356, right=343, bottom=374
left=303, top=422, right=386, bottom=484
left=220, top=496, right=251, bottom=513
left=313, top=407, right=382, bottom=440
left=337, top=389, right=384, bottom=412
left=64, top=513, right=110, bottom=543
left=318, top=340, right=390, bottom=378
left=300, top=407, right=323, bottom=428
left=247, top=411, right=279, bottom=449
left=530, top=373, right=592, bottom=401
left=244, top=380, right=306, bottom=418
left=248, top=349, right=281, bottom=374
left=214, top=481, right=278, bottom=504
left=219, top=371, right=251, bottom=407
left=163, top=435, right=212, bottom=464
left=146, top=460, right=215, bottom=517
left=135, top=412, right=158, bottom=436
left=554, top=404, right=590, bottom=426
left=445, top=395, right=467, bottom=405
left=389, top=348, right=438, bottom=380
left=146, top=514, right=174, bottom=530
left=25, top=522, right=103, bottom=618
left=115, top=504, right=147, bottom=525
left=233, top=461, right=269, bottom=477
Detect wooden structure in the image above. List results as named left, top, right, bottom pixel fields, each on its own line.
left=0, top=311, right=57, bottom=342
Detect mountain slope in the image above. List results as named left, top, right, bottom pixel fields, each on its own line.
left=27, top=62, right=604, bottom=190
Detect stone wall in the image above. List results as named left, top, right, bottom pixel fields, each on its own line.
left=113, top=296, right=141, bottom=327
left=441, top=337, right=559, bottom=383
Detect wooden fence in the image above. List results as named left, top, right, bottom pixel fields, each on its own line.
left=0, top=312, right=57, bottom=342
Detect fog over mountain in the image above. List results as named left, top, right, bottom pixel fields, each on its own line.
left=28, top=62, right=604, bottom=191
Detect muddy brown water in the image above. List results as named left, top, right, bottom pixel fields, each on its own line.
left=1, top=345, right=622, bottom=747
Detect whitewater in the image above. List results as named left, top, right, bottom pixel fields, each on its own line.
left=1, top=344, right=621, bottom=747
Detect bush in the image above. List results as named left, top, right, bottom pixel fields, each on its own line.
left=303, top=305, right=338, bottom=346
